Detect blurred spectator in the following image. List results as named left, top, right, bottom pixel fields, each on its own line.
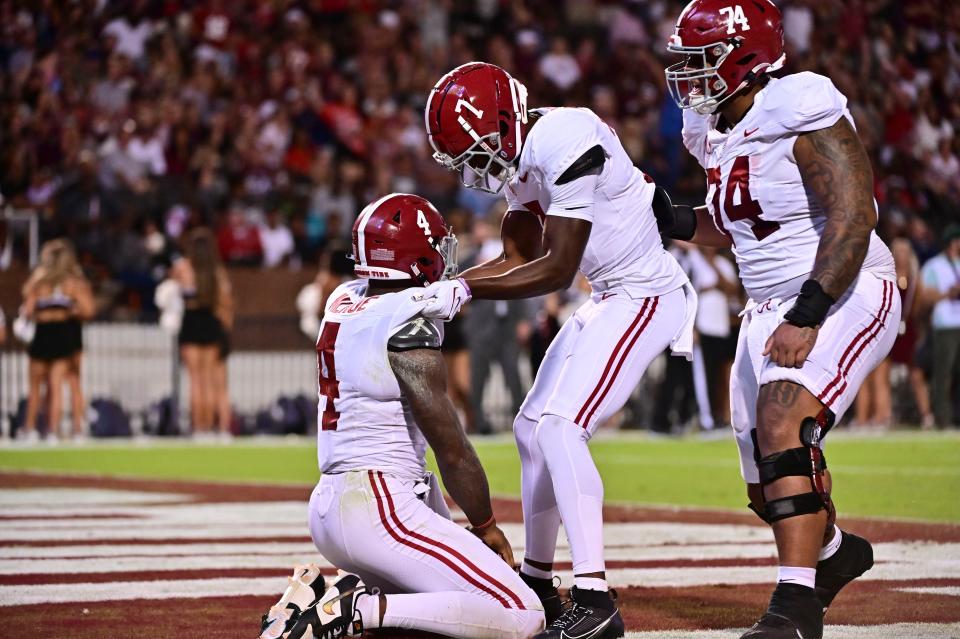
left=872, top=238, right=934, bottom=430
left=217, top=209, right=263, bottom=267
left=90, top=55, right=134, bottom=115
left=171, top=228, right=234, bottom=438
left=652, top=244, right=697, bottom=433
left=259, top=209, right=295, bottom=268
left=687, top=246, right=739, bottom=428
left=18, top=239, right=94, bottom=442
left=539, top=37, right=581, bottom=91
left=102, top=5, right=154, bottom=63
left=463, top=214, right=528, bottom=434
left=920, top=224, right=960, bottom=428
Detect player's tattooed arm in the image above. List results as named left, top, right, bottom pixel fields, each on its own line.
left=794, top=117, right=877, bottom=300
left=463, top=215, right=590, bottom=299
left=389, top=347, right=516, bottom=564
left=388, top=348, right=496, bottom=527
left=460, top=210, right=545, bottom=280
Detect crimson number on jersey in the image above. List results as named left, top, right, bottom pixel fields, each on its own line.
left=317, top=322, right=341, bottom=430
left=707, top=156, right=780, bottom=242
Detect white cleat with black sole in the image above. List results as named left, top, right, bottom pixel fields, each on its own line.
left=287, top=573, right=369, bottom=639
left=259, top=564, right=327, bottom=639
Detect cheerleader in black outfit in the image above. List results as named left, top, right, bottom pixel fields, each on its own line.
left=20, top=240, right=94, bottom=442
left=171, top=228, right=234, bottom=437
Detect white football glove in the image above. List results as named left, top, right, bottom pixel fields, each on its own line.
left=419, top=278, right=472, bottom=321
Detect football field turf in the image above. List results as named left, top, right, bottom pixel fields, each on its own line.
left=1, top=430, right=957, bottom=523
left=1, top=430, right=958, bottom=638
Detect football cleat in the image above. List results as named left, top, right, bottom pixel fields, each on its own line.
left=259, top=564, right=326, bottom=639
left=520, top=572, right=565, bottom=625
left=287, top=573, right=367, bottom=639
left=740, top=583, right=823, bottom=639
left=533, top=586, right=624, bottom=639
left=815, top=531, right=873, bottom=612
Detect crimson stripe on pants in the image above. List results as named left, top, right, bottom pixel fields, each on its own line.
left=580, top=297, right=660, bottom=430
left=367, top=471, right=523, bottom=609
left=574, top=297, right=653, bottom=427
left=817, top=280, right=892, bottom=403
left=822, top=282, right=895, bottom=407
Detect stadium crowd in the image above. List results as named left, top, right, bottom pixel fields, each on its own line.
left=1, top=0, right=959, bottom=433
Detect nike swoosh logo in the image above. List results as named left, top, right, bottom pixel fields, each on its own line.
left=321, top=587, right=361, bottom=616
left=744, top=127, right=759, bottom=137
left=601, top=292, right=616, bottom=300
left=519, top=172, right=529, bottom=183
left=561, top=616, right=612, bottom=639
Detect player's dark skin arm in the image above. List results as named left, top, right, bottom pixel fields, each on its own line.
left=764, top=117, right=877, bottom=367
left=460, top=210, right=545, bottom=280
left=388, top=347, right=515, bottom=565
left=463, top=215, right=590, bottom=299
left=689, top=205, right=734, bottom=248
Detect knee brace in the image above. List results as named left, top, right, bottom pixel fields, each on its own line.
left=749, top=408, right=835, bottom=524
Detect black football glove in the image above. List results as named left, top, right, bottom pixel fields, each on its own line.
left=652, top=186, right=697, bottom=241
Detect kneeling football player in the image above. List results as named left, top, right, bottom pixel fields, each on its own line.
left=259, top=193, right=544, bottom=639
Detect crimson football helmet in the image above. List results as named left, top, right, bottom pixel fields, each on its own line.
left=351, top=193, right=458, bottom=285
left=425, top=62, right=529, bottom=194
left=665, top=0, right=785, bottom=115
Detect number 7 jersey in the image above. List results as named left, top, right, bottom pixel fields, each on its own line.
left=682, top=72, right=894, bottom=302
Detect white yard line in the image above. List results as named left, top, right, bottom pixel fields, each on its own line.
left=624, top=624, right=960, bottom=639
left=897, top=587, right=960, bottom=597
left=0, top=577, right=284, bottom=606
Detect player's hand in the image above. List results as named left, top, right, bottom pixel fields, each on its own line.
left=764, top=322, right=819, bottom=368
left=419, top=278, right=472, bottom=321
left=471, top=524, right=515, bottom=567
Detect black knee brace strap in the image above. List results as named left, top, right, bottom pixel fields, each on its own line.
left=750, top=408, right=836, bottom=524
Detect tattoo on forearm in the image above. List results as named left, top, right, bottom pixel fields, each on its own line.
left=388, top=349, right=493, bottom=523
left=796, top=118, right=876, bottom=300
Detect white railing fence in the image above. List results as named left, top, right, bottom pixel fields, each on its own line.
left=0, top=322, right=520, bottom=438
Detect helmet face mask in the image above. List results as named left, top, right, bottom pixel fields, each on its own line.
left=665, top=41, right=736, bottom=115
left=437, top=233, right=459, bottom=280
left=432, top=130, right=517, bottom=195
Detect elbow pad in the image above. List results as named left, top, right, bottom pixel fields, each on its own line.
left=652, top=186, right=697, bottom=241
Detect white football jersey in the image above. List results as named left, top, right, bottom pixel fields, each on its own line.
left=315, top=279, right=442, bottom=480
left=505, top=107, right=688, bottom=297
left=682, top=72, right=895, bottom=302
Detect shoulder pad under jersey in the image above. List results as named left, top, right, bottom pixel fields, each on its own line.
left=388, top=317, right=442, bottom=352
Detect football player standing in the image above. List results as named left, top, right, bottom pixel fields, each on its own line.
left=660, top=1, right=900, bottom=638
left=259, top=193, right=545, bottom=639
left=422, top=62, right=698, bottom=638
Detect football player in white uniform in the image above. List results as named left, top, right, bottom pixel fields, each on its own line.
left=661, top=2, right=900, bottom=638
left=259, top=193, right=544, bottom=639
left=422, top=62, right=697, bottom=639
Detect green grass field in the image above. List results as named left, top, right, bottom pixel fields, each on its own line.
left=1, top=431, right=958, bottom=523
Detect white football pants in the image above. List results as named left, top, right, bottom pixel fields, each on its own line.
left=308, top=471, right=544, bottom=639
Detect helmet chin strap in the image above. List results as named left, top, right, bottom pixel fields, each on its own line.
left=410, top=263, right=430, bottom=287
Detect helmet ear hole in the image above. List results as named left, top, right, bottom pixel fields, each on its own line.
left=498, top=115, right=510, bottom=139
left=392, top=211, right=402, bottom=224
